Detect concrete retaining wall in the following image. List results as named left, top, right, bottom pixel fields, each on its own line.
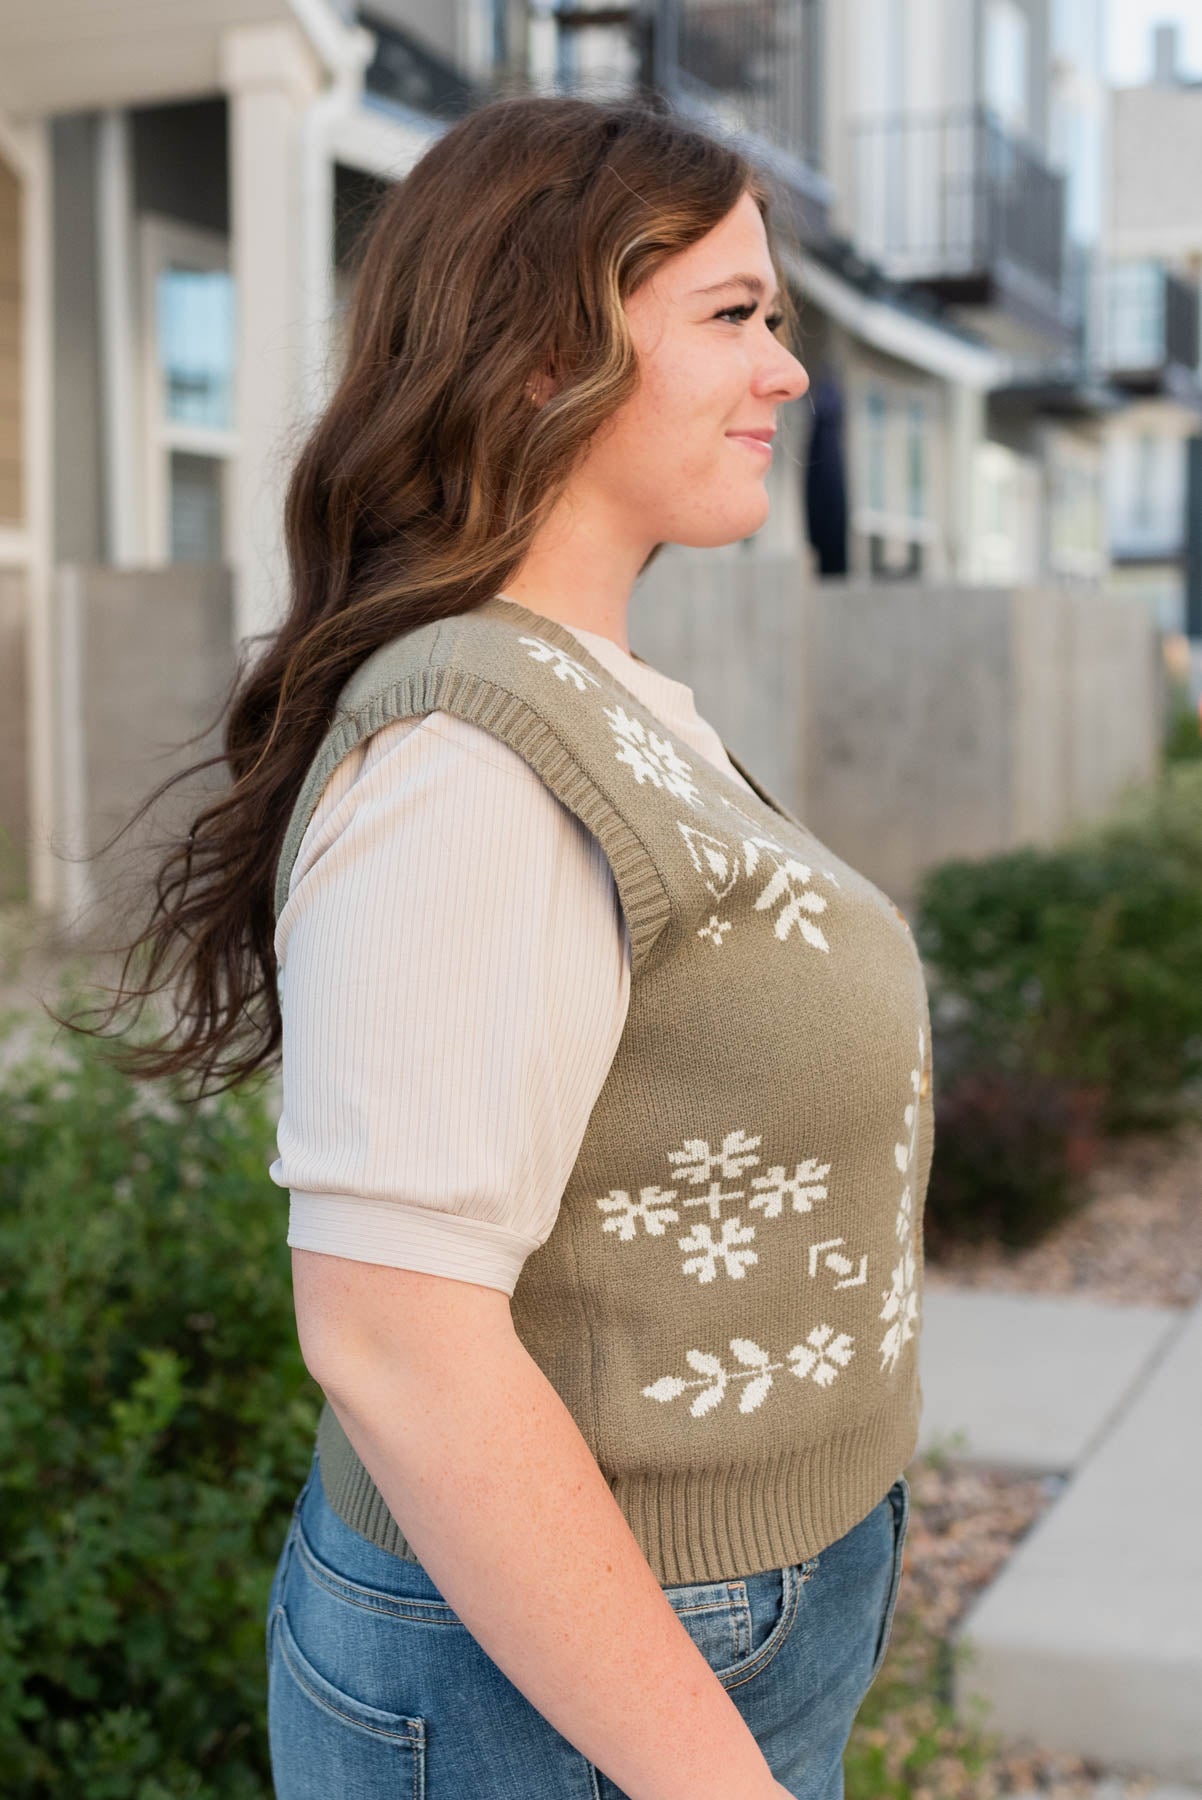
left=630, top=555, right=1164, bottom=914
left=51, top=562, right=235, bottom=941
left=15, top=555, right=1166, bottom=933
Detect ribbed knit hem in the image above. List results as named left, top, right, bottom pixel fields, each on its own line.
left=313, top=1386, right=920, bottom=1586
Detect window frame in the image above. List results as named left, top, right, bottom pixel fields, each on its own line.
left=137, top=212, right=238, bottom=566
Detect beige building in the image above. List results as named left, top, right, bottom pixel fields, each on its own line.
left=1099, top=22, right=1202, bottom=644
left=0, top=0, right=1174, bottom=926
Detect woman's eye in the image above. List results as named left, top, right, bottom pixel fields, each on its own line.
left=716, top=303, right=785, bottom=331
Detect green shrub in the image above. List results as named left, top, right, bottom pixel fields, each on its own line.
left=1089, top=753, right=1202, bottom=869
left=914, top=762, right=1202, bottom=1138
left=1162, top=668, right=1202, bottom=763
left=0, top=988, right=319, bottom=1798
left=921, top=1065, right=1104, bottom=1256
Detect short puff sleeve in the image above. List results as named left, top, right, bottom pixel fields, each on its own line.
left=269, top=710, right=631, bottom=1295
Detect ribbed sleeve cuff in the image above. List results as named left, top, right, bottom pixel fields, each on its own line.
left=286, top=1191, right=543, bottom=1296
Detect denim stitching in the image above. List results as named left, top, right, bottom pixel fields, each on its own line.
left=866, top=1479, right=910, bottom=1687
left=292, top=1524, right=468, bottom=1626
left=715, top=1561, right=802, bottom=1690
left=273, top=1603, right=427, bottom=1748
left=265, top=1464, right=317, bottom=1669
left=729, top=1580, right=751, bottom=1661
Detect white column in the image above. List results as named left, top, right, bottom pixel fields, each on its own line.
left=8, top=116, right=57, bottom=915
left=948, top=380, right=985, bottom=582
left=219, top=22, right=323, bottom=654
left=298, top=22, right=377, bottom=425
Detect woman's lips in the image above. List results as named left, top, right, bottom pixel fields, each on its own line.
left=727, top=433, right=773, bottom=457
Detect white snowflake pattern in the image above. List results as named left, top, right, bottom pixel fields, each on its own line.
left=878, top=1025, right=925, bottom=1373
left=879, top=1244, right=920, bottom=1371
left=698, top=915, right=733, bottom=947
left=678, top=1218, right=759, bottom=1283
left=604, top=704, right=704, bottom=807
left=518, top=635, right=603, bottom=693
left=748, top=1157, right=831, bottom=1219
left=678, top=822, right=840, bottom=953
left=597, top=1185, right=680, bottom=1241
left=595, top=1127, right=850, bottom=1291
left=668, top=1128, right=763, bottom=1186
left=643, top=1327, right=855, bottom=1418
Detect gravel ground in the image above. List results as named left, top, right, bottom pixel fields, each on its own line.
left=852, top=1459, right=1170, bottom=1800
left=923, top=1118, right=1202, bottom=1310
left=859, top=1123, right=1202, bottom=1798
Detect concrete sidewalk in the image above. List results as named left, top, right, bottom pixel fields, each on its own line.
left=915, top=1287, right=1202, bottom=1785
left=916, top=1286, right=1182, bottom=1472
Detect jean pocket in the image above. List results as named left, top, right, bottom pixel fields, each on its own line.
left=264, top=1459, right=319, bottom=1669
left=268, top=1601, right=427, bottom=1797
left=660, top=1555, right=819, bottom=1690
left=865, top=1475, right=910, bottom=1691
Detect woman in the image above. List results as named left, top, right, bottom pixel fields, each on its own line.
left=74, top=93, right=930, bottom=1800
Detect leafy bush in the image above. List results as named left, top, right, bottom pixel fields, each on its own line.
left=921, top=1066, right=1105, bottom=1257
left=914, top=761, right=1202, bottom=1138
left=1162, top=665, right=1202, bottom=763
left=0, top=988, right=318, bottom=1799
left=1165, top=704, right=1202, bottom=763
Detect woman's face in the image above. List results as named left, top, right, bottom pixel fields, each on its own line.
left=570, top=190, right=809, bottom=552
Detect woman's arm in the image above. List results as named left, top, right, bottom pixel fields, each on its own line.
left=293, top=1248, right=787, bottom=1800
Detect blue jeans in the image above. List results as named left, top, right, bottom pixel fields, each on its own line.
left=265, top=1449, right=910, bottom=1799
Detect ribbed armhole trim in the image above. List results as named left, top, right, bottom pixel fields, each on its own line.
left=275, top=664, right=672, bottom=976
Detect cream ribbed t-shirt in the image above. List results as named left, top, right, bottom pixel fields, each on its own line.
left=269, top=618, right=758, bottom=1293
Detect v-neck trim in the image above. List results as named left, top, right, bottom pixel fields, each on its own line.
left=477, top=593, right=798, bottom=826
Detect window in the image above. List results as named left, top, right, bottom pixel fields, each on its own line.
left=157, top=266, right=234, bottom=430
left=169, top=450, right=225, bottom=563
left=1133, top=432, right=1158, bottom=532
left=985, top=0, right=1030, bottom=133
left=1051, top=0, right=1103, bottom=75
left=1048, top=438, right=1105, bottom=575
left=139, top=215, right=237, bottom=565
left=865, top=389, right=888, bottom=512
left=907, top=401, right=927, bottom=521
left=870, top=534, right=923, bottom=578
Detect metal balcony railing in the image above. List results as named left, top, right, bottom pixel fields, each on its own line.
left=538, top=2, right=829, bottom=240
left=358, top=7, right=479, bottom=118
left=849, top=104, right=1067, bottom=301
left=1087, top=261, right=1201, bottom=377
left=662, top=0, right=824, bottom=175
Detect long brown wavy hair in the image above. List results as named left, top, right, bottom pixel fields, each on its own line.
left=53, top=91, right=801, bottom=1098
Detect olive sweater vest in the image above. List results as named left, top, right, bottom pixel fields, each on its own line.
left=273, top=594, right=934, bottom=1586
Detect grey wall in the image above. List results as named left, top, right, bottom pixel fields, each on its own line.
left=52, top=563, right=235, bottom=942
left=630, top=550, right=810, bottom=813
left=51, top=113, right=104, bottom=566
left=39, top=556, right=1163, bottom=938
left=801, top=582, right=1016, bottom=892
left=131, top=97, right=228, bottom=236
left=630, top=555, right=1162, bottom=916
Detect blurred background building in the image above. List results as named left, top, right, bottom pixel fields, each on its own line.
left=0, top=0, right=1198, bottom=927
